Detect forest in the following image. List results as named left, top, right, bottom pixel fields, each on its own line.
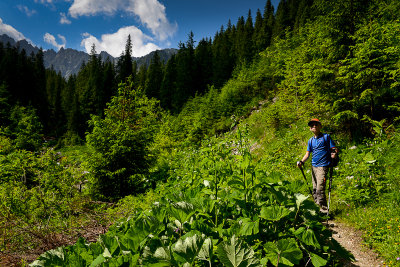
left=1, top=0, right=400, bottom=266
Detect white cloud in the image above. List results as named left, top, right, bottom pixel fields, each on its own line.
left=69, top=0, right=177, bottom=41
left=0, top=18, right=32, bottom=43
left=44, top=33, right=66, bottom=50
left=60, top=13, right=71, bottom=24
left=34, top=0, right=53, bottom=3
left=81, top=26, right=160, bottom=57
left=69, top=0, right=121, bottom=18
left=130, top=0, right=177, bottom=41
left=17, top=5, right=37, bottom=17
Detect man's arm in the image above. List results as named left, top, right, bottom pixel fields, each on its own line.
left=297, top=151, right=310, bottom=167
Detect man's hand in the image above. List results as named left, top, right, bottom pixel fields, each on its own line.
left=297, top=161, right=304, bottom=168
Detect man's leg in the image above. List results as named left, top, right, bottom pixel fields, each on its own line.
left=311, top=167, right=318, bottom=203
left=311, top=166, right=329, bottom=210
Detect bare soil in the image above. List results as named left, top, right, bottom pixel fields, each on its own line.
left=328, top=220, right=384, bottom=267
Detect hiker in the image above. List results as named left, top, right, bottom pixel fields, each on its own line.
left=297, top=118, right=338, bottom=212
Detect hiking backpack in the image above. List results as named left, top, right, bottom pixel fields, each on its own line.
left=323, top=134, right=339, bottom=167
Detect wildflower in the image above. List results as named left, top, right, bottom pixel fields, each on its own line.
left=397, top=257, right=400, bottom=261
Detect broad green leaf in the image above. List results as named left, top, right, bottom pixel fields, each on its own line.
left=239, top=218, right=260, bottom=236
left=90, top=254, right=107, bottom=267
left=197, top=238, right=213, bottom=264
left=260, top=206, right=291, bottom=221
left=363, top=152, right=376, bottom=164
left=294, top=193, right=309, bottom=209
left=120, top=227, right=147, bottom=252
left=135, top=213, right=163, bottom=236
left=240, top=152, right=252, bottom=169
left=29, top=247, right=65, bottom=266
left=263, top=238, right=302, bottom=266
left=173, top=233, right=206, bottom=264
left=103, top=247, right=112, bottom=258
left=228, top=178, right=245, bottom=188
left=99, top=235, right=120, bottom=256
left=217, top=235, right=261, bottom=267
left=310, top=253, right=328, bottom=267
left=154, top=246, right=172, bottom=261
left=169, top=201, right=196, bottom=226
left=294, top=227, right=321, bottom=249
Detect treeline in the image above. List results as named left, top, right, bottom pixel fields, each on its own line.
left=0, top=0, right=316, bottom=146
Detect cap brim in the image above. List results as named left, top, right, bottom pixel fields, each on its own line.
left=308, top=121, right=321, bottom=126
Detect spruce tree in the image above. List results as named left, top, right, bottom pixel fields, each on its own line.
left=160, top=55, right=177, bottom=111
left=263, top=0, right=275, bottom=46
left=194, top=38, right=213, bottom=95
left=145, top=50, right=164, bottom=100
left=116, top=35, right=133, bottom=83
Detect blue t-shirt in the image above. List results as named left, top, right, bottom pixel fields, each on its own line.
left=307, top=133, right=336, bottom=167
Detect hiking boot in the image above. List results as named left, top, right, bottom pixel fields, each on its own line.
left=319, top=206, right=328, bottom=214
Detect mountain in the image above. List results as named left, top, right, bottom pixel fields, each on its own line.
left=133, top=48, right=177, bottom=67
left=0, top=34, right=177, bottom=78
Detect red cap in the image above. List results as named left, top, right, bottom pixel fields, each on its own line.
left=308, top=118, right=321, bottom=126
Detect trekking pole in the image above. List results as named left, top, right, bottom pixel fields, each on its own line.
left=298, top=163, right=313, bottom=196
left=326, top=166, right=334, bottom=220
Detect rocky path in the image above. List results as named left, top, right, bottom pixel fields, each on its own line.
left=328, top=220, right=384, bottom=267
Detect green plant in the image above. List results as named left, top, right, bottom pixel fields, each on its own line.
left=32, top=126, right=354, bottom=266
left=86, top=77, right=162, bottom=201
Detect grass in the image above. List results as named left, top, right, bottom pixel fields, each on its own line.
left=337, top=202, right=400, bottom=266
left=244, top=104, right=400, bottom=265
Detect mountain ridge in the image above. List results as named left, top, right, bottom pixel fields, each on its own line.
left=0, top=34, right=177, bottom=78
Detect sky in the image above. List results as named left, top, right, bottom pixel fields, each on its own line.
left=0, top=0, right=279, bottom=58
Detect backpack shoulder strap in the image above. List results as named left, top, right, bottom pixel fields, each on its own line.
left=308, top=137, right=313, bottom=150
left=323, top=133, right=330, bottom=149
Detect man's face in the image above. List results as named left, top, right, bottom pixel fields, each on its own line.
left=309, top=122, right=322, bottom=134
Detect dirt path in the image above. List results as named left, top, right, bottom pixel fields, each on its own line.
left=328, top=220, right=384, bottom=267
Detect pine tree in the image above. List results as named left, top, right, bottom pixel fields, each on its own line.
left=174, top=32, right=196, bottom=111
left=145, top=50, right=164, bottom=99
left=253, top=9, right=267, bottom=54
left=212, top=25, right=234, bottom=88
left=102, top=59, right=116, bottom=108
left=116, top=35, right=133, bottom=83
left=234, top=16, right=246, bottom=64
left=0, top=83, right=11, bottom=126
left=194, top=38, right=213, bottom=95
left=272, top=0, right=290, bottom=39
left=135, top=64, right=147, bottom=90
left=263, top=0, right=275, bottom=46
left=160, top=55, right=177, bottom=111
left=243, top=10, right=255, bottom=63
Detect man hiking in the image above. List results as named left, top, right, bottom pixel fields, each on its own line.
left=297, top=118, right=338, bottom=213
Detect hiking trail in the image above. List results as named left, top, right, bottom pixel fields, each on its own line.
left=328, top=220, right=384, bottom=267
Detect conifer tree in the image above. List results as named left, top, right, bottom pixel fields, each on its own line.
left=272, top=0, right=290, bottom=39
left=253, top=9, right=267, bottom=54
left=194, top=38, right=213, bottom=95
left=243, top=10, right=255, bottom=63
left=145, top=51, right=164, bottom=99
left=116, top=35, right=133, bottom=83
left=212, top=26, right=234, bottom=88
left=263, top=0, right=275, bottom=46
left=135, top=64, right=147, bottom=90
left=102, top=59, right=116, bottom=108
left=0, top=83, right=11, bottom=126
left=234, top=16, right=246, bottom=64
left=160, top=55, right=177, bottom=111
left=174, top=32, right=196, bottom=111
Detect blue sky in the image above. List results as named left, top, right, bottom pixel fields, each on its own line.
left=0, top=0, right=279, bottom=57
